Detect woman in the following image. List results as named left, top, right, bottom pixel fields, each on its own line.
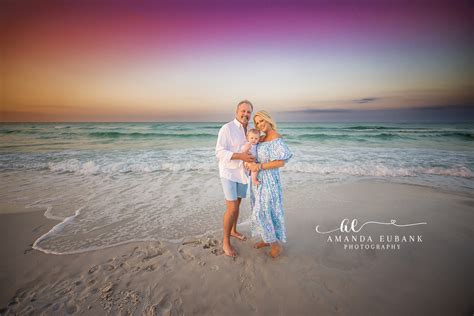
left=248, top=110, right=292, bottom=258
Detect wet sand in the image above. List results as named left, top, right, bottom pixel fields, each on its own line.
left=0, top=181, right=473, bottom=315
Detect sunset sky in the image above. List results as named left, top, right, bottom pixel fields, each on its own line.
left=1, top=0, right=473, bottom=122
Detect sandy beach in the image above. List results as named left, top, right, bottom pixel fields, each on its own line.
left=1, top=181, right=472, bottom=315
left=3, top=0, right=473, bottom=313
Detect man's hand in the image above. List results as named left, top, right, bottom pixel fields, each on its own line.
left=240, top=152, right=255, bottom=163
left=231, top=152, right=255, bottom=163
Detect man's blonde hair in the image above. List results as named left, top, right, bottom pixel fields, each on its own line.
left=253, top=110, right=277, bottom=131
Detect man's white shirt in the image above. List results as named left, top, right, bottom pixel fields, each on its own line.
left=215, top=119, right=249, bottom=184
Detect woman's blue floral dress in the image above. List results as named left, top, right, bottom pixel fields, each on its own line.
left=250, top=138, right=293, bottom=243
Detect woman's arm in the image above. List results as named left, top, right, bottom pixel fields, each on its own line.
left=248, top=160, right=285, bottom=172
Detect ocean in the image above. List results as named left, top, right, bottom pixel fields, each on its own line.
left=1, top=122, right=473, bottom=254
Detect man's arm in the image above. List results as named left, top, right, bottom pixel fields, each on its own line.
left=240, top=142, right=252, bottom=154
left=215, top=126, right=255, bottom=163
left=215, top=126, right=234, bottom=164
left=233, top=142, right=255, bottom=162
left=231, top=152, right=254, bottom=162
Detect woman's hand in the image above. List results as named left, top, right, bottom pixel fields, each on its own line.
left=247, top=162, right=260, bottom=172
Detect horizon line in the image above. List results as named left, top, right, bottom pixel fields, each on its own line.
left=1, top=120, right=474, bottom=124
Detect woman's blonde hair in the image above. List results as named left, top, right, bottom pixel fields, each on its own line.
left=253, top=110, right=277, bottom=131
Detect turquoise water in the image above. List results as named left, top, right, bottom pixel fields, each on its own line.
left=1, top=122, right=472, bottom=183
left=1, top=122, right=473, bottom=254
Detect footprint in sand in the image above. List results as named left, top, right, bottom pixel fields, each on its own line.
left=178, top=248, right=194, bottom=261
left=202, top=238, right=219, bottom=249
left=9, top=288, right=26, bottom=305
left=181, top=239, right=202, bottom=246
left=162, top=263, right=174, bottom=273
left=19, top=305, right=34, bottom=314
left=126, top=244, right=167, bottom=267
left=129, top=246, right=140, bottom=257
left=56, top=280, right=70, bottom=289
left=211, top=248, right=224, bottom=256
left=65, top=302, right=78, bottom=314
left=103, top=264, right=116, bottom=271
left=119, top=259, right=142, bottom=273
left=52, top=303, right=60, bottom=311
left=145, top=264, right=157, bottom=271
left=99, top=282, right=114, bottom=298
left=7, top=298, right=18, bottom=308
left=119, top=262, right=131, bottom=272
left=146, top=304, right=161, bottom=315
left=148, top=293, right=184, bottom=316
left=88, top=265, right=98, bottom=274
left=142, top=248, right=164, bottom=262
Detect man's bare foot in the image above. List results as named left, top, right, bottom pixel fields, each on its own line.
left=230, top=231, right=247, bottom=241
left=269, top=244, right=281, bottom=258
left=222, top=243, right=237, bottom=257
left=253, top=241, right=270, bottom=249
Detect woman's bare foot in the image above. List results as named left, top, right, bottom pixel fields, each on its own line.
left=268, top=244, right=281, bottom=258
left=230, top=231, right=247, bottom=241
left=222, top=242, right=237, bottom=257
left=253, top=241, right=270, bottom=249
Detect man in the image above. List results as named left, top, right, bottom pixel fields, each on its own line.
left=215, top=100, right=255, bottom=257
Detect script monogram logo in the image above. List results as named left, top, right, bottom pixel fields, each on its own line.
left=315, top=218, right=427, bottom=234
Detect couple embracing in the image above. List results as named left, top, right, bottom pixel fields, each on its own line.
left=215, top=100, right=293, bottom=258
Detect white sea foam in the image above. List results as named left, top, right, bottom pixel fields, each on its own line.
left=47, top=159, right=215, bottom=174
left=1, top=122, right=473, bottom=255
left=284, top=163, right=473, bottom=178
left=43, top=158, right=474, bottom=179
left=2, top=145, right=463, bottom=182
left=4, top=171, right=243, bottom=254
left=417, top=166, right=473, bottom=178
left=48, top=159, right=99, bottom=175
left=32, top=207, right=83, bottom=255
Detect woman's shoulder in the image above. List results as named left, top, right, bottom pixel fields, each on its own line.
left=262, top=132, right=282, bottom=142
left=269, top=133, right=283, bottom=142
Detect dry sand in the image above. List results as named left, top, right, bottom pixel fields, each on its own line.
left=0, top=181, right=473, bottom=315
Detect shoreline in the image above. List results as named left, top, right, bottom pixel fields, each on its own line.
left=8, top=176, right=473, bottom=256
left=1, top=180, right=473, bottom=315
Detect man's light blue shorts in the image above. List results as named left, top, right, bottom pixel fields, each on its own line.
left=220, top=178, right=248, bottom=201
